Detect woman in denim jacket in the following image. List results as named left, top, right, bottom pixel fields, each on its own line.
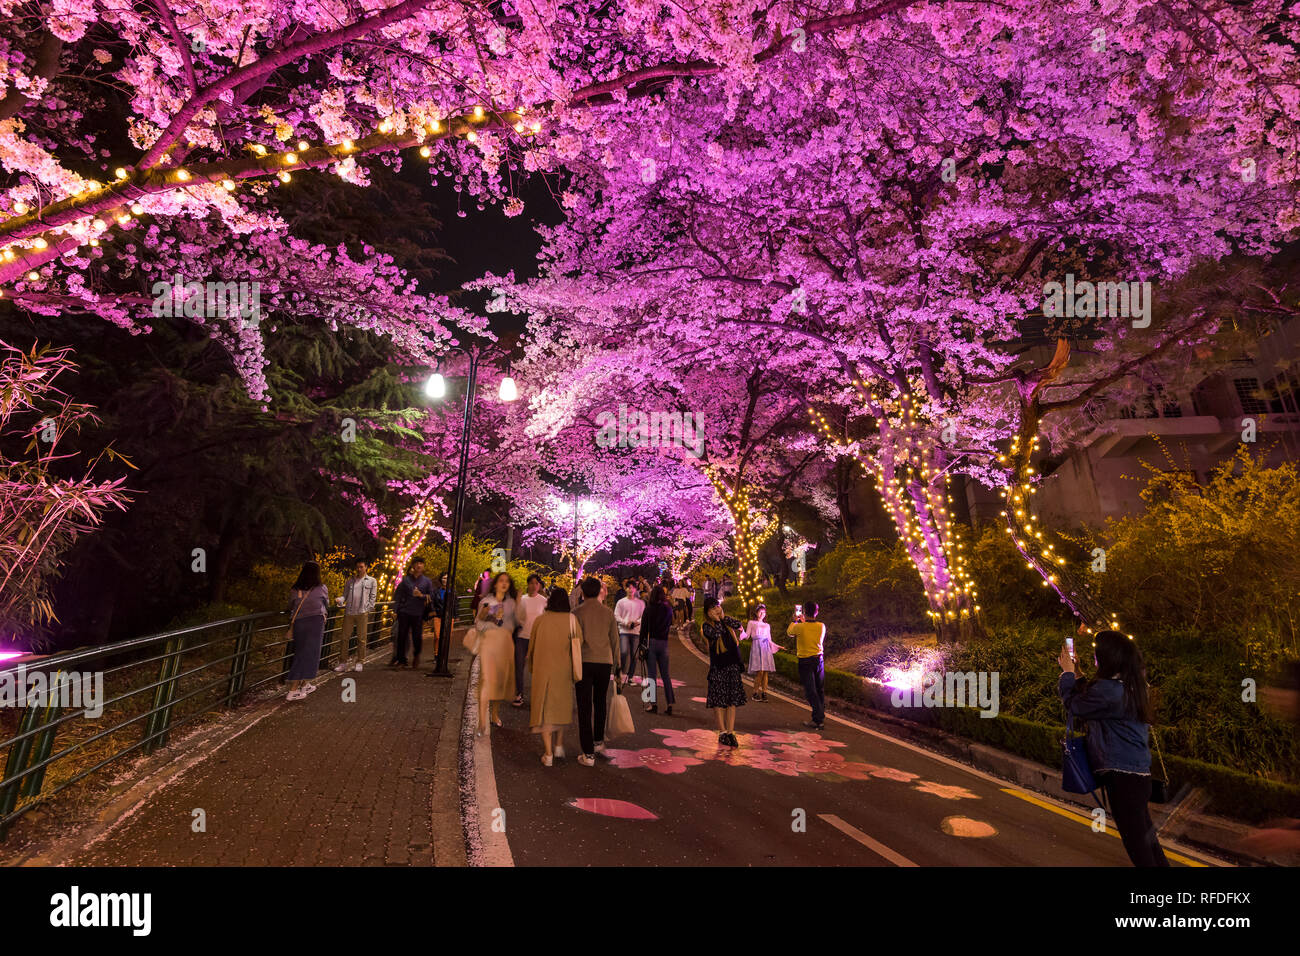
left=1058, top=629, right=1169, bottom=866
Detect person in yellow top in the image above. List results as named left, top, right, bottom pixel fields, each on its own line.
left=787, top=602, right=827, bottom=730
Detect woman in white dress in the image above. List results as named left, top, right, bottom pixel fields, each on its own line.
left=745, top=604, right=781, bottom=701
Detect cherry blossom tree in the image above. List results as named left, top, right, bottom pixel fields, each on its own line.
left=493, top=0, right=1299, bottom=634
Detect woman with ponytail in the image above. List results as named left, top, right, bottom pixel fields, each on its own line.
left=1058, top=629, right=1169, bottom=867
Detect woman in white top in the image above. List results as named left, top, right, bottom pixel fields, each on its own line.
left=513, top=573, right=548, bottom=707
left=745, top=604, right=781, bottom=701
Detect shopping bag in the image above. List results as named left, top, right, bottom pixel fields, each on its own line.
left=607, top=684, right=636, bottom=738
left=462, top=628, right=482, bottom=657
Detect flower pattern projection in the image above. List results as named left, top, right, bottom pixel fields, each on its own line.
left=603, top=727, right=980, bottom=800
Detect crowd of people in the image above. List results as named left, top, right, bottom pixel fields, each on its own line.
left=280, top=557, right=1171, bottom=867
left=280, top=559, right=824, bottom=746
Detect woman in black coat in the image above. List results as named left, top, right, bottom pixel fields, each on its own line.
left=639, top=585, right=676, bottom=716
left=702, top=597, right=746, bottom=746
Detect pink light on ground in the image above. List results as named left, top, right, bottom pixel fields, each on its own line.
left=0, top=651, right=23, bottom=662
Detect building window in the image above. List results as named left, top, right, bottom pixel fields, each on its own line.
left=1233, top=378, right=1270, bottom=415
left=1263, top=370, right=1300, bottom=415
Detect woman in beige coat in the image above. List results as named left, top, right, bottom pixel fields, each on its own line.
left=474, top=572, right=518, bottom=737
left=526, top=586, right=581, bottom=766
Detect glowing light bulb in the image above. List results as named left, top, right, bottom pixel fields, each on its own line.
left=284, top=152, right=298, bottom=165
left=115, top=167, right=128, bottom=179
left=419, top=145, right=431, bottom=158
left=222, top=179, right=236, bottom=191
left=473, top=106, right=484, bottom=119
left=466, top=131, right=478, bottom=142
left=26, top=270, right=39, bottom=281
left=13, top=202, right=28, bottom=215
left=342, top=139, right=354, bottom=151
left=32, top=237, right=47, bottom=249
left=278, top=171, right=291, bottom=183
left=131, top=203, right=144, bottom=215
left=297, top=140, right=309, bottom=151
left=424, top=372, right=446, bottom=399
left=175, top=168, right=191, bottom=181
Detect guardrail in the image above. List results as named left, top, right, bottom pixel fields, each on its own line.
left=0, top=593, right=475, bottom=840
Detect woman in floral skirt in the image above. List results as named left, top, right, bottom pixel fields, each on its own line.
left=702, top=597, right=746, bottom=747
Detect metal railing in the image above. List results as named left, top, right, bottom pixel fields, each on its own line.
left=0, top=593, right=474, bottom=840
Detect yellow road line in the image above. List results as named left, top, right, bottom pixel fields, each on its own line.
left=999, top=788, right=1207, bottom=867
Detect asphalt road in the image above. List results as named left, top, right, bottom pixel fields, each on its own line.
left=484, top=630, right=1210, bottom=867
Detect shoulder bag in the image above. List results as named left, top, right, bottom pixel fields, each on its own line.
left=568, top=613, right=583, bottom=681
left=284, top=590, right=305, bottom=656
left=1062, top=712, right=1100, bottom=801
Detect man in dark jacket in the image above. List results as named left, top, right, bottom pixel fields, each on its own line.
left=572, top=576, right=622, bottom=764
left=391, top=557, right=433, bottom=668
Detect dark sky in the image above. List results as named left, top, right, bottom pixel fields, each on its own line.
left=406, top=160, right=566, bottom=337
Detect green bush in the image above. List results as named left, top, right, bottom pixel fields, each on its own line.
left=1081, top=446, right=1300, bottom=670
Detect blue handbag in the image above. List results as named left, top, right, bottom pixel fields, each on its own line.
left=1061, top=713, right=1099, bottom=795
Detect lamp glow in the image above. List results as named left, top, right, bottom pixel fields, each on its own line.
left=498, top=375, right=518, bottom=402
left=425, top=372, right=446, bottom=399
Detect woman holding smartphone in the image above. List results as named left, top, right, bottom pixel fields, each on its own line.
left=1058, top=629, right=1169, bottom=867
left=475, top=572, right=518, bottom=736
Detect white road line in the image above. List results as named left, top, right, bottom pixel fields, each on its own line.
left=819, top=813, right=918, bottom=866
left=464, top=653, right=515, bottom=867
left=675, top=630, right=1225, bottom=867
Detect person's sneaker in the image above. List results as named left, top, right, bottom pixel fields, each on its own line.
left=302, top=682, right=318, bottom=695
left=577, top=754, right=596, bottom=767
left=594, top=741, right=607, bottom=754
left=511, top=696, right=524, bottom=707
left=664, top=706, right=673, bottom=716
left=333, top=661, right=350, bottom=673
left=354, top=662, right=363, bottom=672
left=760, top=693, right=768, bottom=702
left=717, top=732, right=728, bottom=745
left=554, top=744, right=566, bottom=759
left=803, top=720, right=820, bottom=729
left=644, top=704, right=658, bottom=714
left=752, top=692, right=763, bottom=701
left=726, top=733, right=740, bottom=748
left=286, top=689, right=305, bottom=701
left=541, top=754, right=553, bottom=767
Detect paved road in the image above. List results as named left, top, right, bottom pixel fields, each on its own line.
left=485, top=630, right=1208, bottom=866
left=60, top=649, right=462, bottom=866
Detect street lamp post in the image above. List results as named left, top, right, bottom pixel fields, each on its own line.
left=427, top=347, right=516, bottom=678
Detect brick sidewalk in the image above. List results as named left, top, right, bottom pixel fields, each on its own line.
left=58, top=650, right=469, bottom=867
